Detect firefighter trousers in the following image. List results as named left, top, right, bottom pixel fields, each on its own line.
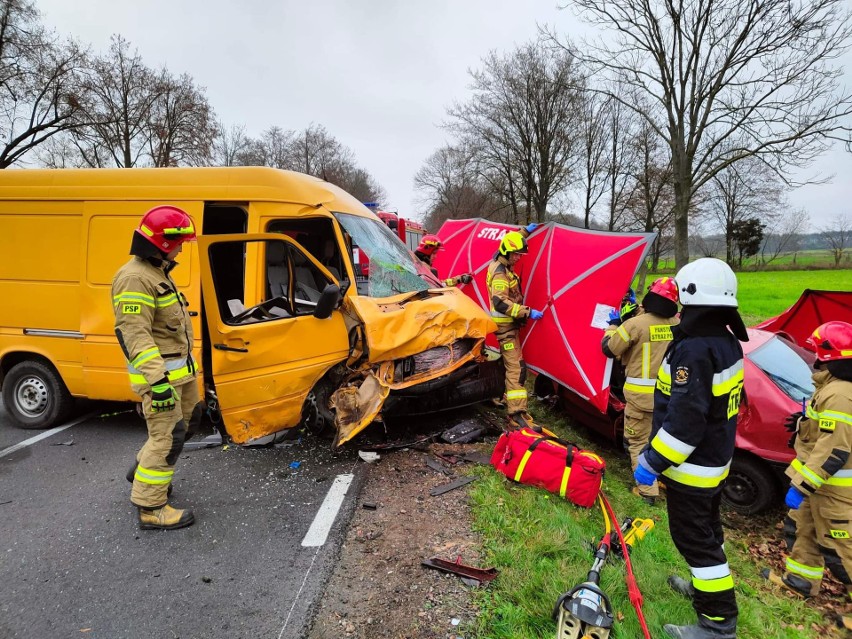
left=624, top=405, right=658, bottom=498
left=131, top=378, right=200, bottom=509
left=782, top=491, right=852, bottom=595
left=666, top=484, right=738, bottom=627
left=496, top=328, right=527, bottom=414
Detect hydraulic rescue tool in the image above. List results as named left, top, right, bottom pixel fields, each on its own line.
left=611, top=517, right=655, bottom=559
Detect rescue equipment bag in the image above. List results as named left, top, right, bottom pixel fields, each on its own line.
left=490, top=427, right=605, bottom=508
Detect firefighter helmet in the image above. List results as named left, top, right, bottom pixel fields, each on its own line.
left=135, top=206, right=196, bottom=252
left=675, top=258, right=738, bottom=307
left=499, top=231, right=528, bottom=256
left=648, top=276, right=679, bottom=303
left=416, top=234, right=443, bottom=256
left=807, top=321, right=852, bottom=362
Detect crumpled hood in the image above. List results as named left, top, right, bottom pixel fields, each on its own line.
left=343, top=288, right=496, bottom=363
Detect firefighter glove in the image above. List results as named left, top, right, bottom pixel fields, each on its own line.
left=785, top=486, right=805, bottom=510
left=150, top=379, right=177, bottom=413
left=608, top=308, right=622, bottom=325
left=460, top=273, right=473, bottom=284
left=525, top=223, right=538, bottom=233
left=634, top=464, right=657, bottom=486
left=784, top=412, right=803, bottom=433
left=530, top=309, right=544, bottom=320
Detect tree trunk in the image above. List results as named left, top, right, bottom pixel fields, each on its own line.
left=672, top=177, right=691, bottom=269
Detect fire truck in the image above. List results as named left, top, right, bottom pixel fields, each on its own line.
left=354, top=204, right=429, bottom=287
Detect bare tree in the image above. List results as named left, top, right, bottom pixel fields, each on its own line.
left=212, top=122, right=251, bottom=166
left=702, top=158, right=784, bottom=265
left=603, top=96, right=640, bottom=232
left=759, top=208, right=810, bottom=265
left=558, top=0, right=852, bottom=269
left=147, top=70, right=217, bottom=167
left=0, top=0, right=88, bottom=168
left=447, top=39, right=583, bottom=223
left=822, top=213, right=852, bottom=266
left=414, top=144, right=505, bottom=226
left=576, top=90, right=611, bottom=228
left=74, top=35, right=160, bottom=167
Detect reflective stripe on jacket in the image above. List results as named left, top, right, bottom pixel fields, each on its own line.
left=486, top=257, right=529, bottom=327
left=644, top=326, right=744, bottom=491
left=786, top=371, right=852, bottom=498
left=112, top=256, right=195, bottom=392
left=602, top=310, right=679, bottom=412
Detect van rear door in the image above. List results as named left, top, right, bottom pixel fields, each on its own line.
left=197, top=233, right=349, bottom=444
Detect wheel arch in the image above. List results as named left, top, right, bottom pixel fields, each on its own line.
left=0, top=351, right=60, bottom=389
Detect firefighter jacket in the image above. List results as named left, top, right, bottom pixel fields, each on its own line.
left=786, top=369, right=852, bottom=501
left=602, top=311, right=680, bottom=412
left=112, top=256, right=196, bottom=393
left=486, top=256, right=530, bottom=329
left=641, top=324, right=744, bottom=492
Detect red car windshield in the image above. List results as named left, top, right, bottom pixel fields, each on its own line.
left=748, top=335, right=815, bottom=403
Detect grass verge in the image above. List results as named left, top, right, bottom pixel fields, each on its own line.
left=467, top=399, right=833, bottom=639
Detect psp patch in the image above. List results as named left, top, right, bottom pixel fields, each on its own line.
left=674, top=366, right=690, bottom=385
left=122, top=303, right=142, bottom=314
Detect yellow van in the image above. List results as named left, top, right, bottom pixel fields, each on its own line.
left=0, top=167, right=498, bottom=445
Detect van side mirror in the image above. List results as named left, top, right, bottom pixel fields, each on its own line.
left=313, top=284, right=341, bottom=319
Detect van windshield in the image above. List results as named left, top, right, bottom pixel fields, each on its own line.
left=334, top=212, right=429, bottom=297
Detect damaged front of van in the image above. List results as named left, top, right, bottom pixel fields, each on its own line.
left=328, top=211, right=497, bottom=446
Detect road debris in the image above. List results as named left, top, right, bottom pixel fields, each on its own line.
left=425, top=456, right=452, bottom=475
left=430, top=476, right=476, bottom=496
left=421, top=555, right=498, bottom=585
left=358, top=451, right=381, bottom=463
left=440, top=420, right=486, bottom=444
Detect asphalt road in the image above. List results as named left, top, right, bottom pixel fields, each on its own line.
left=0, top=399, right=364, bottom=639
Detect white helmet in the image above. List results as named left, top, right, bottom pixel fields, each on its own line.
left=675, top=258, right=738, bottom=307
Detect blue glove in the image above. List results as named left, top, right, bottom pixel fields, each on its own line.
left=608, top=308, right=622, bottom=325
left=634, top=464, right=657, bottom=486
left=785, top=486, right=805, bottom=510
left=525, top=223, right=538, bottom=233
left=530, top=309, right=544, bottom=320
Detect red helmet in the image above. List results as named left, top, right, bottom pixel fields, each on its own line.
left=648, top=276, right=679, bottom=303
left=416, top=234, right=443, bottom=256
left=135, top=205, right=196, bottom=252
left=806, top=321, right=852, bottom=362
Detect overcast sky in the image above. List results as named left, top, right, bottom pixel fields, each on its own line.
left=35, top=0, right=852, bottom=229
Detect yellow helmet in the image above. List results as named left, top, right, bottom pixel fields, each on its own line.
left=499, top=231, right=528, bottom=256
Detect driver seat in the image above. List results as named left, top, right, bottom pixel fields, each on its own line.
left=267, top=242, right=290, bottom=298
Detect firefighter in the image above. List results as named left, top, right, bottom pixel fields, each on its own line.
left=486, top=224, right=544, bottom=428
left=635, top=258, right=748, bottom=639
left=602, top=277, right=680, bottom=506
left=763, top=321, right=852, bottom=631
left=605, top=287, right=644, bottom=403
left=113, top=205, right=200, bottom=531
left=414, top=234, right=472, bottom=287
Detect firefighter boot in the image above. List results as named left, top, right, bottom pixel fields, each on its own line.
left=138, top=504, right=194, bottom=530
left=126, top=462, right=173, bottom=496
left=508, top=412, right=542, bottom=433
left=668, top=574, right=695, bottom=599
left=663, top=617, right=737, bottom=639
left=761, top=568, right=816, bottom=598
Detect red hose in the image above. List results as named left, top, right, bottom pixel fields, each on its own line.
left=600, top=491, right=653, bottom=639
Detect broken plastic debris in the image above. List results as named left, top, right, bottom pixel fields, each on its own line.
left=289, top=461, right=301, bottom=469
left=451, top=618, right=461, bottom=626
left=358, top=451, right=381, bottom=463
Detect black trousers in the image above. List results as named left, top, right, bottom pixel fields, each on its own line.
left=666, top=483, right=738, bottom=625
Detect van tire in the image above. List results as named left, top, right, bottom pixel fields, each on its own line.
left=721, top=454, right=778, bottom=515
left=2, top=360, right=74, bottom=430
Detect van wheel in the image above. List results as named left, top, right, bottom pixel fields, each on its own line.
left=722, top=455, right=778, bottom=515
left=2, top=360, right=74, bottom=429
left=302, top=384, right=334, bottom=440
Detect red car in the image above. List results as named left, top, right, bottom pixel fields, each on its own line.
left=536, top=290, right=852, bottom=514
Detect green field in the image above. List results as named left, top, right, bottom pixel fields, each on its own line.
left=651, top=249, right=848, bottom=272
left=642, top=269, right=849, bottom=325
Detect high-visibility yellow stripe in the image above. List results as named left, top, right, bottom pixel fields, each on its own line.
left=692, top=575, right=735, bottom=593
left=113, top=292, right=155, bottom=308
left=651, top=433, right=691, bottom=465
left=559, top=467, right=571, bottom=497
left=785, top=558, right=823, bottom=579
left=663, top=463, right=729, bottom=488
left=492, top=316, right=514, bottom=323
left=130, top=347, right=161, bottom=368
left=514, top=450, right=533, bottom=482
left=624, top=382, right=655, bottom=394
left=616, top=326, right=629, bottom=342
left=821, top=410, right=852, bottom=426
left=792, top=459, right=824, bottom=488
left=156, top=294, right=179, bottom=308
left=134, top=466, right=174, bottom=485
left=642, top=342, right=651, bottom=378
left=506, top=389, right=528, bottom=400
left=510, top=303, right=521, bottom=318
left=656, top=365, right=671, bottom=395
left=711, top=361, right=744, bottom=396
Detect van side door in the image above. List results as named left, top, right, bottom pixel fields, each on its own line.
left=197, top=233, right=349, bottom=443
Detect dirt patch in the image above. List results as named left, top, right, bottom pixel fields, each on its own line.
left=306, top=435, right=496, bottom=639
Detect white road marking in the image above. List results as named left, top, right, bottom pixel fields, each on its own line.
left=301, top=473, right=353, bottom=547
left=0, top=411, right=98, bottom=459
left=277, top=548, right=320, bottom=639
